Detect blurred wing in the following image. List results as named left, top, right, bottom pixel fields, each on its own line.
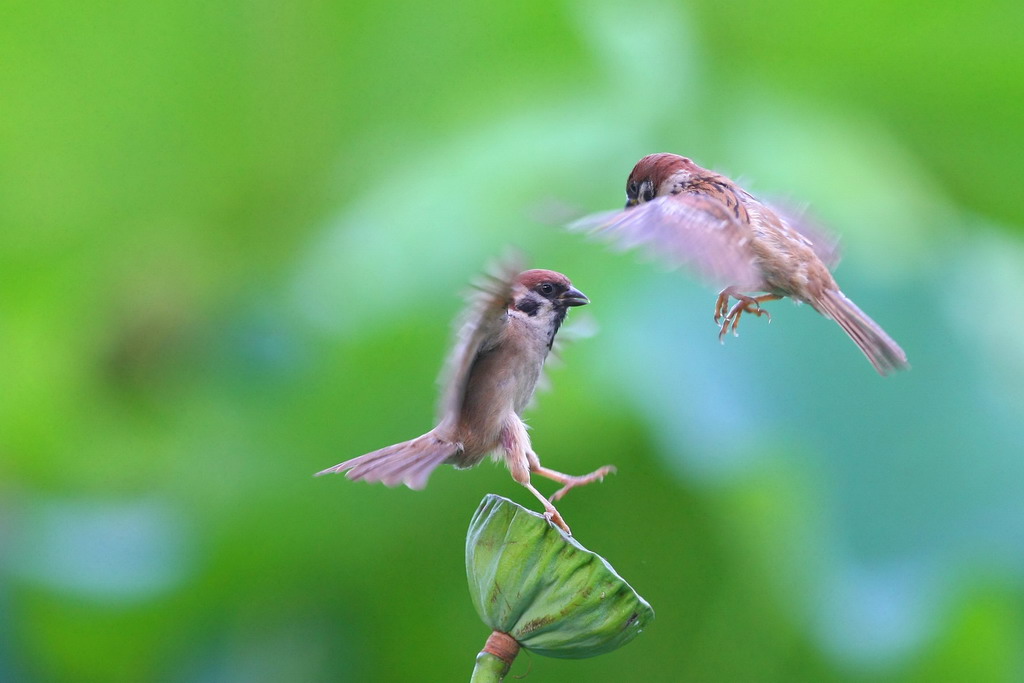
left=570, top=195, right=761, bottom=290
left=766, top=199, right=842, bottom=269
left=435, top=253, right=525, bottom=422
left=532, top=312, right=597, bottom=398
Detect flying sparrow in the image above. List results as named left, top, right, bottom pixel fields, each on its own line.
left=316, top=259, right=613, bottom=534
left=573, top=153, right=909, bottom=375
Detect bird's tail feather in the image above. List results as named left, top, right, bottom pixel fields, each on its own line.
left=817, top=289, right=909, bottom=376
left=315, top=432, right=460, bottom=490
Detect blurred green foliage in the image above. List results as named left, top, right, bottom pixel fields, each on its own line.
left=2, top=0, right=1022, bottom=681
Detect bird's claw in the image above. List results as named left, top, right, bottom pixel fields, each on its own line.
left=715, top=290, right=773, bottom=341
left=543, top=508, right=572, bottom=535
left=548, top=465, right=617, bottom=503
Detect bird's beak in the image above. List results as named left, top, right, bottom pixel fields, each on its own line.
left=561, top=286, right=589, bottom=307
left=625, top=198, right=638, bottom=209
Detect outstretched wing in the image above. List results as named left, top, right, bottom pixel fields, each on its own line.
left=570, top=194, right=762, bottom=290
left=435, top=253, right=525, bottom=423
left=765, top=199, right=841, bottom=269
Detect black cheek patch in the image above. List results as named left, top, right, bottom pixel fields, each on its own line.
left=516, top=298, right=541, bottom=317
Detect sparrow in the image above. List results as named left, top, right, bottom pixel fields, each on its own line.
left=572, top=153, right=909, bottom=375
left=316, top=259, right=614, bottom=534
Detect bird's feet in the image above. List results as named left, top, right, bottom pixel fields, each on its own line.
left=548, top=465, right=617, bottom=503
left=519, top=458, right=617, bottom=536
left=519, top=479, right=574, bottom=534
left=714, top=289, right=778, bottom=341
left=543, top=506, right=572, bottom=535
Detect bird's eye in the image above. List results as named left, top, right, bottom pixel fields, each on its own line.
left=538, top=282, right=555, bottom=296
left=627, top=181, right=638, bottom=198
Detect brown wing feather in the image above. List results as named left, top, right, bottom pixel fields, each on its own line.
left=765, top=200, right=841, bottom=269
left=435, top=253, right=525, bottom=423
left=571, top=194, right=762, bottom=290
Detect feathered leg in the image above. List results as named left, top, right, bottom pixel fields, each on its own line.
left=500, top=418, right=572, bottom=534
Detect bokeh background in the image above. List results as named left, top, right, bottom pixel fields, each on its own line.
left=3, top=0, right=1023, bottom=681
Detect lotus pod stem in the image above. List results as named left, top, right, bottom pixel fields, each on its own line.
left=469, top=631, right=519, bottom=682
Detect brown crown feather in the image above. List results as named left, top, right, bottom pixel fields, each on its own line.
left=627, top=153, right=700, bottom=187
left=515, top=269, right=572, bottom=290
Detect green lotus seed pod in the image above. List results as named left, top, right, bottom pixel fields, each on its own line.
left=466, top=494, right=654, bottom=660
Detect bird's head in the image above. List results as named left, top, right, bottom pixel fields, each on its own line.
left=512, top=270, right=589, bottom=319
left=624, top=153, right=702, bottom=208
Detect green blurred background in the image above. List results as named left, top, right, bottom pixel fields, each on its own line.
left=3, top=0, right=1023, bottom=681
